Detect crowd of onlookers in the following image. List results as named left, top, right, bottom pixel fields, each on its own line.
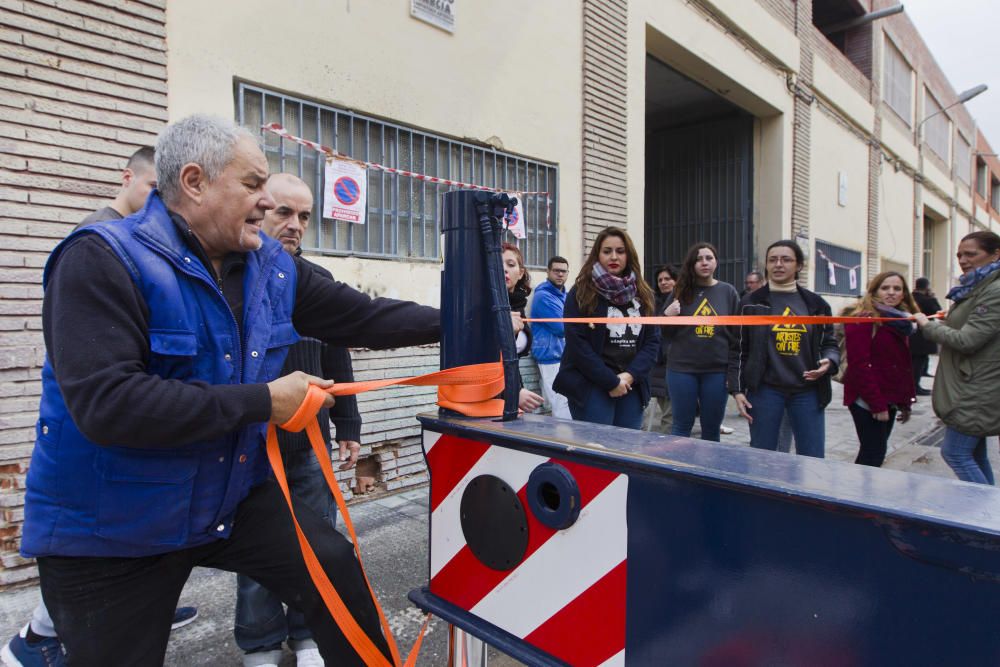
left=522, top=226, right=1000, bottom=488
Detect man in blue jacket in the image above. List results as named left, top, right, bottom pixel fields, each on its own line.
left=530, top=256, right=571, bottom=418
left=22, top=115, right=439, bottom=666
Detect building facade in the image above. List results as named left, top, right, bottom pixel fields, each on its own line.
left=0, top=0, right=994, bottom=585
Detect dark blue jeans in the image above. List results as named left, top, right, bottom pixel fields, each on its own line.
left=569, top=386, right=644, bottom=430
left=235, top=445, right=338, bottom=653
left=941, top=427, right=995, bottom=485
left=747, top=385, right=825, bottom=458
left=666, top=370, right=728, bottom=442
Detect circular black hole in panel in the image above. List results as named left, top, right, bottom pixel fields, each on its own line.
left=539, top=481, right=561, bottom=511
left=527, top=462, right=581, bottom=531
left=460, top=474, right=529, bottom=572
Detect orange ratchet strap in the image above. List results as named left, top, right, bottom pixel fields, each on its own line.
left=265, top=362, right=503, bottom=666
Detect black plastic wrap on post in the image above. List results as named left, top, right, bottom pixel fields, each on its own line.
left=473, top=192, right=520, bottom=421
left=438, top=190, right=519, bottom=421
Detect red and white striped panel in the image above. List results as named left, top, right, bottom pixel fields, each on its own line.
left=423, top=431, right=628, bottom=667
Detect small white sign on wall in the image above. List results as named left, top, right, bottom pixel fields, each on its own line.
left=411, top=0, right=455, bottom=33
left=323, top=157, right=368, bottom=224
left=838, top=171, right=848, bottom=207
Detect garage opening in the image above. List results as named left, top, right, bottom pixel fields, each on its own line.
left=644, top=56, right=754, bottom=286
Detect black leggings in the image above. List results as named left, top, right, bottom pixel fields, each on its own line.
left=849, top=403, right=897, bottom=467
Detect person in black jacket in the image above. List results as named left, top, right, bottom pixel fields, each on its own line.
left=910, top=277, right=942, bottom=396
left=554, top=227, right=660, bottom=429
left=727, top=240, right=839, bottom=457
left=234, top=173, right=364, bottom=667
left=642, top=265, right=678, bottom=432
left=503, top=242, right=544, bottom=412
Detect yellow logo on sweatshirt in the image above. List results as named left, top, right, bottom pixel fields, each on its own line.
left=693, top=298, right=717, bottom=338
left=772, top=306, right=806, bottom=355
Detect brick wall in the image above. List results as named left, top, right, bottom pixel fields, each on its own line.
left=876, top=0, right=974, bottom=139
left=811, top=24, right=872, bottom=101
left=755, top=0, right=795, bottom=31
left=874, top=0, right=976, bottom=274
left=0, top=0, right=167, bottom=587
left=581, top=0, right=627, bottom=253
left=790, top=1, right=814, bottom=243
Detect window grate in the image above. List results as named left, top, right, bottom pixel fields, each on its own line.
left=236, top=82, right=559, bottom=267
left=883, top=38, right=912, bottom=125
left=815, top=240, right=862, bottom=297
left=923, top=90, right=950, bottom=163
left=954, top=134, right=971, bottom=185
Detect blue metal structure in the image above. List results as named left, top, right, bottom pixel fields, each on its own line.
left=409, top=190, right=1000, bottom=666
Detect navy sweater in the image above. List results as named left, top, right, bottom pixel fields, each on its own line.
left=553, top=287, right=660, bottom=407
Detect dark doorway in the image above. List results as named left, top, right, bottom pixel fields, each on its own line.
left=645, top=57, right=754, bottom=287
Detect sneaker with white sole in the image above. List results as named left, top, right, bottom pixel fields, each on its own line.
left=242, top=648, right=282, bottom=667
left=719, top=425, right=734, bottom=435
left=1, top=624, right=65, bottom=667
left=294, top=647, right=324, bottom=666
left=170, top=606, right=198, bottom=631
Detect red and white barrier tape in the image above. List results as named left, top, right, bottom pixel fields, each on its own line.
left=261, top=123, right=550, bottom=196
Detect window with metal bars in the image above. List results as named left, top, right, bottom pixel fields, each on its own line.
left=815, top=240, right=862, bottom=297
left=236, top=82, right=559, bottom=267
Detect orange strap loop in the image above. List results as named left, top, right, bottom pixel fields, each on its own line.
left=323, top=361, right=506, bottom=418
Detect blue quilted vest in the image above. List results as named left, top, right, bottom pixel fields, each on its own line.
left=22, top=193, right=299, bottom=558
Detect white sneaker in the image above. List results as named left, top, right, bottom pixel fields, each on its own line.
left=719, top=425, right=734, bottom=435
left=295, top=647, right=324, bottom=666
left=242, top=648, right=282, bottom=667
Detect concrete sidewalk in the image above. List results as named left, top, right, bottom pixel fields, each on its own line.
left=2, top=364, right=997, bottom=666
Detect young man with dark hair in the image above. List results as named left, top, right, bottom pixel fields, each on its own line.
left=530, top=255, right=572, bottom=419
left=77, top=146, right=158, bottom=228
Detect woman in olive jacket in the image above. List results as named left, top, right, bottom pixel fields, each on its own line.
left=916, top=231, right=1000, bottom=485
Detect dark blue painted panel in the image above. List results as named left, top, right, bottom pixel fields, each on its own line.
left=415, top=414, right=1000, bottom=664
left=625, top=473, right=1000, bottom=665
left=418, top=413, right=1000, bottom=537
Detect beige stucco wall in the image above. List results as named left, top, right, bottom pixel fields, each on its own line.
left=878, top=161, right=916, bottom=272
left=808, top=109, right=870, bottom=280
left=166, top=0, right=582, bottom=304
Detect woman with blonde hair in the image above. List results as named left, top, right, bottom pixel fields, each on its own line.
left=842, top=271, right=918, bottom=467
left=554, top=227, right=660, bottom=429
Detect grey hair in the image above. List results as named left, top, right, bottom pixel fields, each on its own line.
left=155, top=114, right=259, bottom=205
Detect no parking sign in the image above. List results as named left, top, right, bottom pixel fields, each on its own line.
left=323, top=157, right=368, bottom=224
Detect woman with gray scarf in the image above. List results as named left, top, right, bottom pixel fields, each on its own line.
left=915, top=230, right=1000, bottom=485
left=554, top=227, right=660, bottom=429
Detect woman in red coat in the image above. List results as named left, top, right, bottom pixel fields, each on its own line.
left=843, top=271, right=918, bottom=466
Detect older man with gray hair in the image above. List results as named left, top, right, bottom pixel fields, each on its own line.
left=21, top=115, right=439, bottom=666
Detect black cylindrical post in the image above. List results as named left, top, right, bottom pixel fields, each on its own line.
left=440, top=190, right=519, bottom=420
